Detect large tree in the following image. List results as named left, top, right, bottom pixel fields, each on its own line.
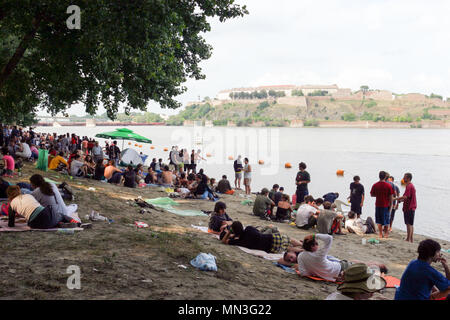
left=0, top=0, right=248, bottom=123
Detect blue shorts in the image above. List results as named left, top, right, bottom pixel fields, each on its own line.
left=375, top=207, right=390, bottom=226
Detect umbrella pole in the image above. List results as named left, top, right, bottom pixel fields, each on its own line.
left=122, top=139, right=124, bottom=152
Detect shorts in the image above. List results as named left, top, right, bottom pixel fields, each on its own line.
left=270, top=233, right=290, bottom=253
left=351, top=202, right=362, bottom=215
left=403, top=210, right=415, bottom=226
left=244, top=178, right=251, bottom=186
left=235, top=172, right=242, bottom=179
left=295, top=189, right=308, bottom=204
left=375, top=207, right=390, bottom=226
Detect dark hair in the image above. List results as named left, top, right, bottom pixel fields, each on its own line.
left=231, top=221, right=244, bottom=236
left=353, top=176, right=360, bottom=182
left=222, top=175, right=227, bottom=179
left=323, top=201, right=332, bottom=210
left=127, top=165, right=133, bottom=171
left=29, top=174, right=54, bottom=196
left=59, top=151, right=64, bottom=157
left=214, top=201, right=227, bottom=213
left=405, top=173, right=413, bottom=181
left=96, top=159, right=104, bottom=166
left=390, top=176, right=395, bottom=181
left=303, top=235, right=317, bottom=252
left=315, top=198, right=324, bottom=205
left=273, top=184, right=279, bottom=189
left=1, top=147, right=8, bottom=155
left=348, top=211, right=356, bottom=219
left=304, top=195, right=315, bottom=203
left=379, top=171, right=386, bottom=180
left=299, top=162, right=307, bottom=169
left=418, top=239, right=441, bottom=261
left=244, top=157, right=249, bottom=162
left=279, top=187, right=284, bottom=191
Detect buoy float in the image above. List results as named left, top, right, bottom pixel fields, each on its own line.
left=128, top=142, right=131, bottom=145
left=135, top=144, right=138, bottom=147
left=285, top=163, right=292, bottom=168
left=206, top=153, right=212, bottom=157
left=163, top=148, right=168, bottom=151
left=336, top=170, right=344, bottom=176
left=228, top=156, right=234, bottom=160
left=139, top=145, right=142, bottom=148
left=401, top=179, right=406, bottom=185
left=258, top=160, right=264, bottom=165
left=150, top=146, right=155, bottom=150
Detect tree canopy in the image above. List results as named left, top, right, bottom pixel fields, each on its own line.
left=0, top=0, right=248, bottom=124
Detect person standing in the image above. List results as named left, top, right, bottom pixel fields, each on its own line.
left=370, top=171, right=394, bottom=239
left=108, top=141, right=121, bottom=167
left=348, top=176, right=365, bottom=218
left=387, top=175, right=400, bottom=232
left=233, top=155, right=244, bottom=190
left=243, top=157, right=252, bottom=195
left=395, top=173, right=417, bottom=243
left=295, top=162, right=310, bottom=208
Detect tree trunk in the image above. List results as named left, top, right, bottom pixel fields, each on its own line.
left=0, top=14, right=42, bottom=89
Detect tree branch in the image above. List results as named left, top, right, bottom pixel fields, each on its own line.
left=0, top=13, right=42, bottom=89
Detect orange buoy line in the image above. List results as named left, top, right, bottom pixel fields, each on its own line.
left=336, top=170, right=344, bottom=176
left=285, top=163, right=292, bottom=168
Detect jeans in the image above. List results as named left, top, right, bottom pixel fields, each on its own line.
left=200, top=190, right=217, bottom=201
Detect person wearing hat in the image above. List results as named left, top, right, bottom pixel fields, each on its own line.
left=326, top=263, right=386, bottom=300
left=252, top=188, right=275, bottom=220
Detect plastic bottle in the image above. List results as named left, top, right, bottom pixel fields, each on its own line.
left=17, top=168, right=22, bottom=177
left=362, top=238, right=367, bottom=245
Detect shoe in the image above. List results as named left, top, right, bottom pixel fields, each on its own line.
left=58, top=222, right=78, bottom=229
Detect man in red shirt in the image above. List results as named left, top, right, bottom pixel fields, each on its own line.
left=370, top=171, right=394, bottom=239
left=395, top=173, right=417, bottom=243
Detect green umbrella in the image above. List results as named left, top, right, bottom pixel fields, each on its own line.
left=95, top=128, right=152, bottom=150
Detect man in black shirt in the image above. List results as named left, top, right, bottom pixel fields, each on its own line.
left=108, top=141, right=121, bottom=166
left=295, top=162, right=310, bottom=207
left=217, top=175, right=232, bottom=194
left=221, top=221, right=303, bottom=254
left=348, top=175, right=365, bottom=218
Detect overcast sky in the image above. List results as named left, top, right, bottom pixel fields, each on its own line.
left=49, top=0, right=450, bottom=117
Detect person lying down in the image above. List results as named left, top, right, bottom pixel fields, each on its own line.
left=221, top=221, right=303, bottom=255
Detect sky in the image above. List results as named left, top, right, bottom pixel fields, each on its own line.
left=46, top=0, right=450, bottom=117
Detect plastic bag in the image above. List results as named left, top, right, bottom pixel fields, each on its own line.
left=36, top=149, right=49, bottom=172
left=190, top=253, right=217, bottom=271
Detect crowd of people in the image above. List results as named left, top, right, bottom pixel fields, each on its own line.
left=0, top=125, right=447, bottom=300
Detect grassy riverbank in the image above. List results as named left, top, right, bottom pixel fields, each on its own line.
left=0, top=163, right=448, bottom=300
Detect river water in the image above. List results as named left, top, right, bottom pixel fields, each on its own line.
left=34, top=126, right=450, bottom=241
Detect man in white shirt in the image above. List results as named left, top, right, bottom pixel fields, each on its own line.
left=295, top=195, right=319, bottom=230
left=345, top=211, right=376, bottom=236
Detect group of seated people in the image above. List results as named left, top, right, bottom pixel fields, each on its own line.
left=208, top=200, right=450, bottom=300
left=1, top=174, right=80, bottom=229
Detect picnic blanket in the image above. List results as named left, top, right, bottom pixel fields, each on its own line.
left=295, top=270, right=343, bottom=284
left=274, top=262, right=297, bottom=274
left=0, top=220, right=83, bottom=232
left=146, top=197, right=206, bottom=217
left=237, top=246, right=284, bottom=261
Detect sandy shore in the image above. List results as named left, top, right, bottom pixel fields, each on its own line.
left=0, top=162, right=448, bottom=300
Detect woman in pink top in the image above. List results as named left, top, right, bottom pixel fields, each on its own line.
left=1, top=147, right=15, bottom=176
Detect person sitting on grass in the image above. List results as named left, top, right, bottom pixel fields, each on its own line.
left=217, top=175, right=233, bottom=194
left=104, top=159, right=122, bottom=184
left=1, top=147, right=15, bottom=177
left=252, top=188, right=275, bottom=220
left=317, top=201, right=345, bottom=235
left=30, top=174, right=79, bottom=218
left=345, top=211, right=376, bottom=235
left=70, top=154, right=85, bottom=177
left=93, top=159, right=105, bottom=181
left=123, top=165, right=136, bottom=188
left=275, top=194, right=293, bottom=222
left=395, top=239, right=450, bottom=300
left=221, top=221, right=303, bottom=254
left=84, top=155, right=96, bottom=176
left=283, top=233, right=387, bottom=282
left=48, top=151, right=68, bottom=171
left=208, top=201, right=233, bottom=233
left=144, top=167, right=157, bottom=184
left=294, top=195, right=320, bottom=230
left=326, top=263, right=386, bottom=300
left=194, top=174, right=217, bottom=201
left=161, top=165, right=174, bottom=187
left=7, top=186, right=77, bottom=229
